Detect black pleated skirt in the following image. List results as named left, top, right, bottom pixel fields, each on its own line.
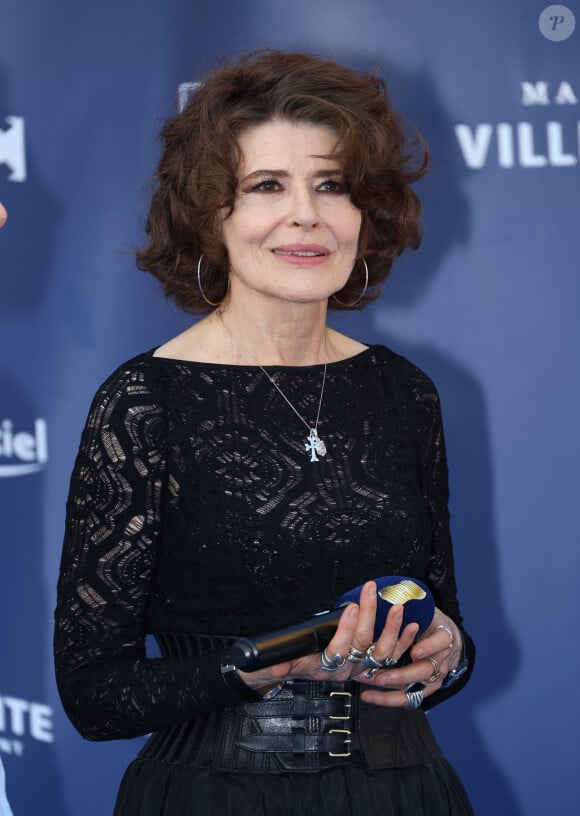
left=114, top=755, right=474, bottom=815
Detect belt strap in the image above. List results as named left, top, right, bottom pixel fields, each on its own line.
left=239, top=688, right=353, bottom=719
left=237, top=729, right=353, bottom=757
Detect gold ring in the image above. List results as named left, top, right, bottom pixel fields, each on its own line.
left=426, top=655, right=441, bottom=683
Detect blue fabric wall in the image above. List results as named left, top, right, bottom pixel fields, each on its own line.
left=1, top=2, right=578, bottom=813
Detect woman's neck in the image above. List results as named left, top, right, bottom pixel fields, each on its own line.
left=215, top=297, right=330, bottom=367
left=153, top=294, right=367, bottom=366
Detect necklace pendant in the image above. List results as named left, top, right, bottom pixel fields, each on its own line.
left=305, top=428, right=326, bottom=462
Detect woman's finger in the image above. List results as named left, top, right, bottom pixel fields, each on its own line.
left=368, top=604, right=416, bottom=665
left=411, top=610, right=462, bottom=671
left=316, top=583, right=377, bottom=677
left=315, top=603, right=360, bottom=672
left=349, top=581, right=377, bottom=652
left=362, top=647, right=449, bottom=691
left=359, top=659, right=447, bottom=707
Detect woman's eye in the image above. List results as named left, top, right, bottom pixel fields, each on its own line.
left=248, top=179, right=282, bottom=192
left=318, top=179, right=346, bottom=193
left=243, top=177, right=346, bottom=194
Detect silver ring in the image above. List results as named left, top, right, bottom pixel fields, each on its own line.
left=362, top=645, right=382, bottom=669
left=362, top=645, right=397, bottom=670
left=363, top=657, right=397, bottom=679
left=261, top=682, right=285, bottom=700
left=318, top=648, right=346, bottom=672
left=433, top=624, right=453, bottom=650
left=405, top=689, right=424, bottom=710
left=347, top=645, right=366, bottom=663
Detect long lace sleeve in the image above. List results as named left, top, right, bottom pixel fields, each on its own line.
left=406, top=362, right=475, bottom=706
left=54, top=357, right=256, bottom=742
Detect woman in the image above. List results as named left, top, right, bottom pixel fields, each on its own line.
left=54, top=51, right=475, bottom=814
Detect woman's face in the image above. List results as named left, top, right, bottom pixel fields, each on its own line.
left=0, top=203, right=7, bottom=228
left=220, top=119, right=362, bottom=309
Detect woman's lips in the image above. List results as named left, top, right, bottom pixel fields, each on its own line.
left=271, top=244, right=330, bottom=265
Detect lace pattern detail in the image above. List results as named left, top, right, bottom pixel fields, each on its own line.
left=54, top=345, right=467, bottom=740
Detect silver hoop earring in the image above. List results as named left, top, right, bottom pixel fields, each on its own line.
left=197, top=255, right=224, bottom=307
left=332, top=258, right=369, bottom=307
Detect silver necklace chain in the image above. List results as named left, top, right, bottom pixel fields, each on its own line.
left=216, top=309, right=328, bottom=462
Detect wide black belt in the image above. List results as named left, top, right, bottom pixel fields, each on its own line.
left=139, top=676, right=442, bottom=774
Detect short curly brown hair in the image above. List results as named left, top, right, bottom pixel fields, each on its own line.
left=137, top=50, right=429, bottom=312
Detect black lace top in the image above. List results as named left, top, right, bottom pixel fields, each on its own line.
left=54, top=345, right=473, bottom=742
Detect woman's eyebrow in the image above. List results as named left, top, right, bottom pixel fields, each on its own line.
left=241, top=167, right=342, bottom=182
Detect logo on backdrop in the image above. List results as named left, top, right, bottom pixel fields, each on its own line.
left=0, top=695, right=54, bottom=757
left=455, top=81, right=578, bottom=169
left=539, top=5, right=576, bottom=41
left=0, top=418, right=48, bottom=477
left=0, top=116, right=26, bottom=182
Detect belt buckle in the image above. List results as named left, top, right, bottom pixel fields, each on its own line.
left=329, top=690, right=352, bottom=721
left=328, top=728, right=352, bottom=757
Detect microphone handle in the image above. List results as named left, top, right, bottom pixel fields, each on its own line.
left=226, top=608, right=345, bottom=671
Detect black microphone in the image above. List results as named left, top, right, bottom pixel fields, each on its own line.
left=226, top=608, right=344, bottom=671
left=225, top=575, right=435, bottom=671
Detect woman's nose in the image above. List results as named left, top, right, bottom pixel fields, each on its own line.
left=288, top=187, right=320, bottom=228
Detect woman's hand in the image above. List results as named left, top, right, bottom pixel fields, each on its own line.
left=356, top=607, right=463, bottom=707
left=239, top=593, right=463, bottom=709
left=237, top=581, right=420, bottom=694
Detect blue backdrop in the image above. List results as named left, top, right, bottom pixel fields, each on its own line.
left=1, top=2, right=579, bottom=813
